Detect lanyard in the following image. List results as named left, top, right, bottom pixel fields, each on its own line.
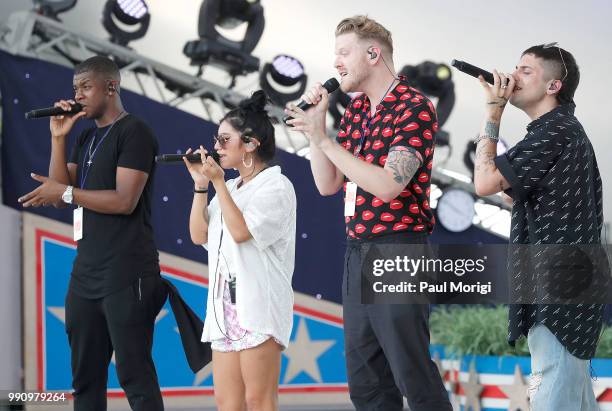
left=353, top=105, right=380, bottom=158
left=353, top=78, right=397, bottom=158
left=79, top=113, right=125, bottom=189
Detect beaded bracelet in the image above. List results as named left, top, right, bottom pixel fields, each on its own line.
left=474, top=134, right=499, bottom=145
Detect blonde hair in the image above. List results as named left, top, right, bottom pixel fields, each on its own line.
left=335, top=15, right=393, bottom=56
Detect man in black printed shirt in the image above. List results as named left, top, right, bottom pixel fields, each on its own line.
left=472, top=44, right=604, bottom=410
left=18, top=56, right=165, bottom=411
left=285, top=15, right=451, bottom=411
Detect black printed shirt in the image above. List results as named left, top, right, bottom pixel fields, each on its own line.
left=495, top=103, right=605, bottom=359
left=336, top=77, right=437, bottom=239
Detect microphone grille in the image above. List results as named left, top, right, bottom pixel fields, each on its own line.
left=323, top=78, right=340, bottom=93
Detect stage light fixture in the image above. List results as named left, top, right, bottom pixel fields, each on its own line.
left=102, top=0, right=151, bottom=47
left=183, top=0, right=263, bottom=87
left=400, top=61, right=456, bottom=146
left=32, top=0, right=77, bottom=20
left=259, top=55, right=307, bottom=106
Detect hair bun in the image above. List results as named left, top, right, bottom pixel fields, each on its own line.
left=239, top=90, right=268, bottom=113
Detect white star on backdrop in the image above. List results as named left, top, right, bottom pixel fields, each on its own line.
left=282, top=317, right=335, bottom=384
left=171, top=325, right=213, bottom=386
left=192, top=362, right=213, bottom=386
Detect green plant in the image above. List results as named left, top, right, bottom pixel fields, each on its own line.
left=431, top=305, right=612, bottom=358
left=430, top=306, right=529, bottom=357
left=595, top=326, right=612, bottom=358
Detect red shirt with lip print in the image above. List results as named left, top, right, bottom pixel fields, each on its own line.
left=336, top=77, right=437, bottom=239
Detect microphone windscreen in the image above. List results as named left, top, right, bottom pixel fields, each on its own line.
left=323, top=78, right=340, bottom=93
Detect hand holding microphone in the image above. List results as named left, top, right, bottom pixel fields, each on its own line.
left=181, top=146, right=212, bottom=190
left=480, top=69, right=515, bottom=119
left=284, top=78, right=339, bottom=147
left=180, top=146, right=224, bottom=190
left=451, top=59, right=515, bottom=118
left=47, top=100, right=86, bottom=140
left=283, top=77, right=340, bottom=125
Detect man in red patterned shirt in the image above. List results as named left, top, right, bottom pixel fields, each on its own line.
left=285, top=15, right=451, bottom=411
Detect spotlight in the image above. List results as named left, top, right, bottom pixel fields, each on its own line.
left=259, top=55, right=307, bottom=106
left=102, top=0, right=151, bottom=47
left=400, top=61, right=455, bottom=146
left=32, top=0, right=77, bottom=21
left=183, top=0, right=263, bottom=87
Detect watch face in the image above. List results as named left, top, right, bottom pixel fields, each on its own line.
left=436, top=189, right=475, bottom=233
left=62, top=187, right=73, bottom=204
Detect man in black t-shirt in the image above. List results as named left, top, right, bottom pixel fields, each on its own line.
left=19, top=56, right=165, bottom=411
left=472, top=45, right=604, bottom=410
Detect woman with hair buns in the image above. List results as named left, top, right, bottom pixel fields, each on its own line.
left=183, top=90, right=297, bottom=411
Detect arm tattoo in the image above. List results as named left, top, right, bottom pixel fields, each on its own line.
left=484, top=121, right=499, bottom=138
left=487, top=96, right=508, bottom=108
left=386, top=149, right=422, bottom=185
left=474, top=143, right=496, bottom=173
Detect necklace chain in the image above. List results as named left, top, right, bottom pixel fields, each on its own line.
left=239, top=165, right=267, bottom=188
left=86, top=110, right=126, bottom=166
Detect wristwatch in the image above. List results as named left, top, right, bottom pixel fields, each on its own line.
left=61, top=185, right=74, bottom=204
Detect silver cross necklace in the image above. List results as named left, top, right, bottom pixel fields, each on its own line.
left=85, top=110, right=126, bottom=167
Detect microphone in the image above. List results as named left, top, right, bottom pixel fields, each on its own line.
left=25, top=103, right=83, bottom=119
left=156, top=151, right=221, bottom=165
left=451, top=60, right=494, bottom=85
left=283, top=77, right=340, bottom=124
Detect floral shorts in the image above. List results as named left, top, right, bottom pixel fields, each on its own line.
left=211, top=281, right=282, bottom=352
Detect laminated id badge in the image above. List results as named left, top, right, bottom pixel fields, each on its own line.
left=344, top=181, right=357, bottom=217
left=215, top=273, right=224, bottom=299
left=215, top=261, right=226, bottom=299
left=73, top=206, right=83, bottom=241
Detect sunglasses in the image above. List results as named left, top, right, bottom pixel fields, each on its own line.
left=543, top=42, right=568, bottom=83
left=213, top=134, right=232, bottom=148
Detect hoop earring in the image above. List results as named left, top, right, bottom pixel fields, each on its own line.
left=242, top=152, right=253, bottom=168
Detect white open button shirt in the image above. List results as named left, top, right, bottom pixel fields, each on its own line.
left=201, top=166, right=297, bottom=348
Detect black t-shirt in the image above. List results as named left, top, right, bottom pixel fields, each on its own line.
left=68, top=114, right=160, bottom=298
left=495, top=103, right=604, bottom=359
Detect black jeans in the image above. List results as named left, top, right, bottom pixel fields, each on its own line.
left=342, top=233, right=452, bottom=411
left=65, top=275, right=167, bottom=411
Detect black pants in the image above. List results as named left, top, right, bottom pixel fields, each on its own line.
left=342, top=234, right=452, bottom=411
left=65, top=275, right=167, bottom=411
